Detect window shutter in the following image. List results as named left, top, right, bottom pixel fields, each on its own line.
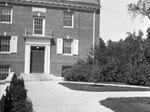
left=10, top=36, right=18, bottom=53
left=73, top=39, right=79, bottom=55
left=57, top=38, right=63, bottom=54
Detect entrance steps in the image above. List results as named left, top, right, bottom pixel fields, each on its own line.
left=20, top=73, right=63, bottom=81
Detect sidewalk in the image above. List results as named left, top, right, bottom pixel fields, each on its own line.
left=25, top=80, right=150, bottom=112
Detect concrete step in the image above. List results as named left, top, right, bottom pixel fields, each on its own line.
left=20, top=73, right=63, bottom=81
left=20, top=73, right=50, bottom=81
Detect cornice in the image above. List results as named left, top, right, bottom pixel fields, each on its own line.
left=0, top=0, right=100, bottom=11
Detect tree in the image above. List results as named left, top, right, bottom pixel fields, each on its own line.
left=147, top=27, right=150, bottom=39
left=127, top=0, right=150, bottom=19
left=93, top=38, right=107, bottom=65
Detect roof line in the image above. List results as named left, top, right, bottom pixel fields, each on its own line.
left=4, top=0, right=100, bottom=10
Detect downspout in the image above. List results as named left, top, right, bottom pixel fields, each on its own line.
left=99, top=0, right=101, bottom=38
left=93, top=10, right=96, bottom=58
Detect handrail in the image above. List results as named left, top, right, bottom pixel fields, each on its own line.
left=5, top=72, right=14, bottom=83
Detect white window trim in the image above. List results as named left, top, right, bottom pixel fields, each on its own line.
left=33, top=17, right=45, bottom=36
left=63, top=53, right=73, bottom=56
left=63, top=12, right=74, bottom=28
left=0, top=52, right=11, bottom=54
left=63, top=52, right=73, bottom=56
left=0, top=8, right=13, bottom=24
left=10, top=36, right=18, bottom=53
left=0, top=37, right=11, bottom=53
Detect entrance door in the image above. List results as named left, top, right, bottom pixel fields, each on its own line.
left=30, top=46, right=45, bottom=73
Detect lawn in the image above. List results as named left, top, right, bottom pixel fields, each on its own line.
left=59, top=82, right=150, bottom=92
left=100, top=97, right=150, bottom=112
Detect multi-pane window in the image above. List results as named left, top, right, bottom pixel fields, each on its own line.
left=33, top=18, right=45, bottom=35
left=0, top=65, right=9, bottom=80
left=0, top=7, right=12, bottom=23
left=57, top=38, right=78, bottom=55
left=63, top=39, right=73, bottom=54
left=63, top=12, right=74, bottom=28
left=0, top=36, right=10, bottom=52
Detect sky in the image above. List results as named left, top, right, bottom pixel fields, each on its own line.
left=100, top=0, right=150, bottom=42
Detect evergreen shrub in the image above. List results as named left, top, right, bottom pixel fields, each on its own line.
left=4, top=74, right=32, bottom=112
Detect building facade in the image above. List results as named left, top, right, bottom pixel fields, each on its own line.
left=0, top=0, right=100, bottom=78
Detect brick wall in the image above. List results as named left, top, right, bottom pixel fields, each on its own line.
left=49, top=9, right=99, bottom=76
left=0, top=3, right=99, bottom=76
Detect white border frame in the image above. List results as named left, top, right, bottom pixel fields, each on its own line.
left=24, top=39, right=50, bottom=74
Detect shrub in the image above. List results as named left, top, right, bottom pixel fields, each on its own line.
left=127, top=63, right=150, bottom=86
left=64, top=32, right=150, bottom=86
left=63, top=64, right=92, bottom=82
left=88, top=64, right=104, bottom=84
left=4, top=74, right=32, bottom=112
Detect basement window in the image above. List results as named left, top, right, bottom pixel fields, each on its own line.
left=0, top=65, right=10, bottom=80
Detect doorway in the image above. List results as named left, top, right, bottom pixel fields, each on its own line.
left=30, top=46, right=45, bottom=73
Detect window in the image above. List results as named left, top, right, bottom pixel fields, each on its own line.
left=0, top=7, right=12, bottom=23
left=57, top=38, right=78, bottom=55
left=0, top=65, right=9, bottom=80
left=63, top=12, right=74, bottom=28
left=0, top=36, right=11, bottom=52
left=33, top=17, right=45, bottom=35
left=0, top=36, right=18, bottom=53
left=63, top=39, right=73, bottom=54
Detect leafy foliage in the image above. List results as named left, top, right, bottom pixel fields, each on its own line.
left=63, top=64, right=92, bottom=82
left=127, top=0, right=150, bottom=19
left=64, top=31, right=150, bottom=86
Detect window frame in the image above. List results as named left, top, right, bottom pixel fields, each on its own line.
left=0, top=6, right=13, bottom=24
left=0, top=65, right=10, bottom=80
left=63, top=39, right=73, bottom=55
left=0, top=36, right=11, bottom=53
left=33, top=17, right=45, bottom=36
left=63, top=11, right=74, bottom=28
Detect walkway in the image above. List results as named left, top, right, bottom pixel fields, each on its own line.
left=25, top=80, right=150, bottom=112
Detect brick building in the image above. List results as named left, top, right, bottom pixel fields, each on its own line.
left=0, top=0, right=100, bottom=78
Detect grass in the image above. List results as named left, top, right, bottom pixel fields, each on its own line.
left=59, top=82, right=150, bottom=92
left=100, top=97, right=150, bottom=112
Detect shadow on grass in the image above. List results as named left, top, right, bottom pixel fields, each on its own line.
left=59, top=82, right=150, bottom=92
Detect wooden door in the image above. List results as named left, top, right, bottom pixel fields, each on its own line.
left=30, top=46, right=45, bottom=73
